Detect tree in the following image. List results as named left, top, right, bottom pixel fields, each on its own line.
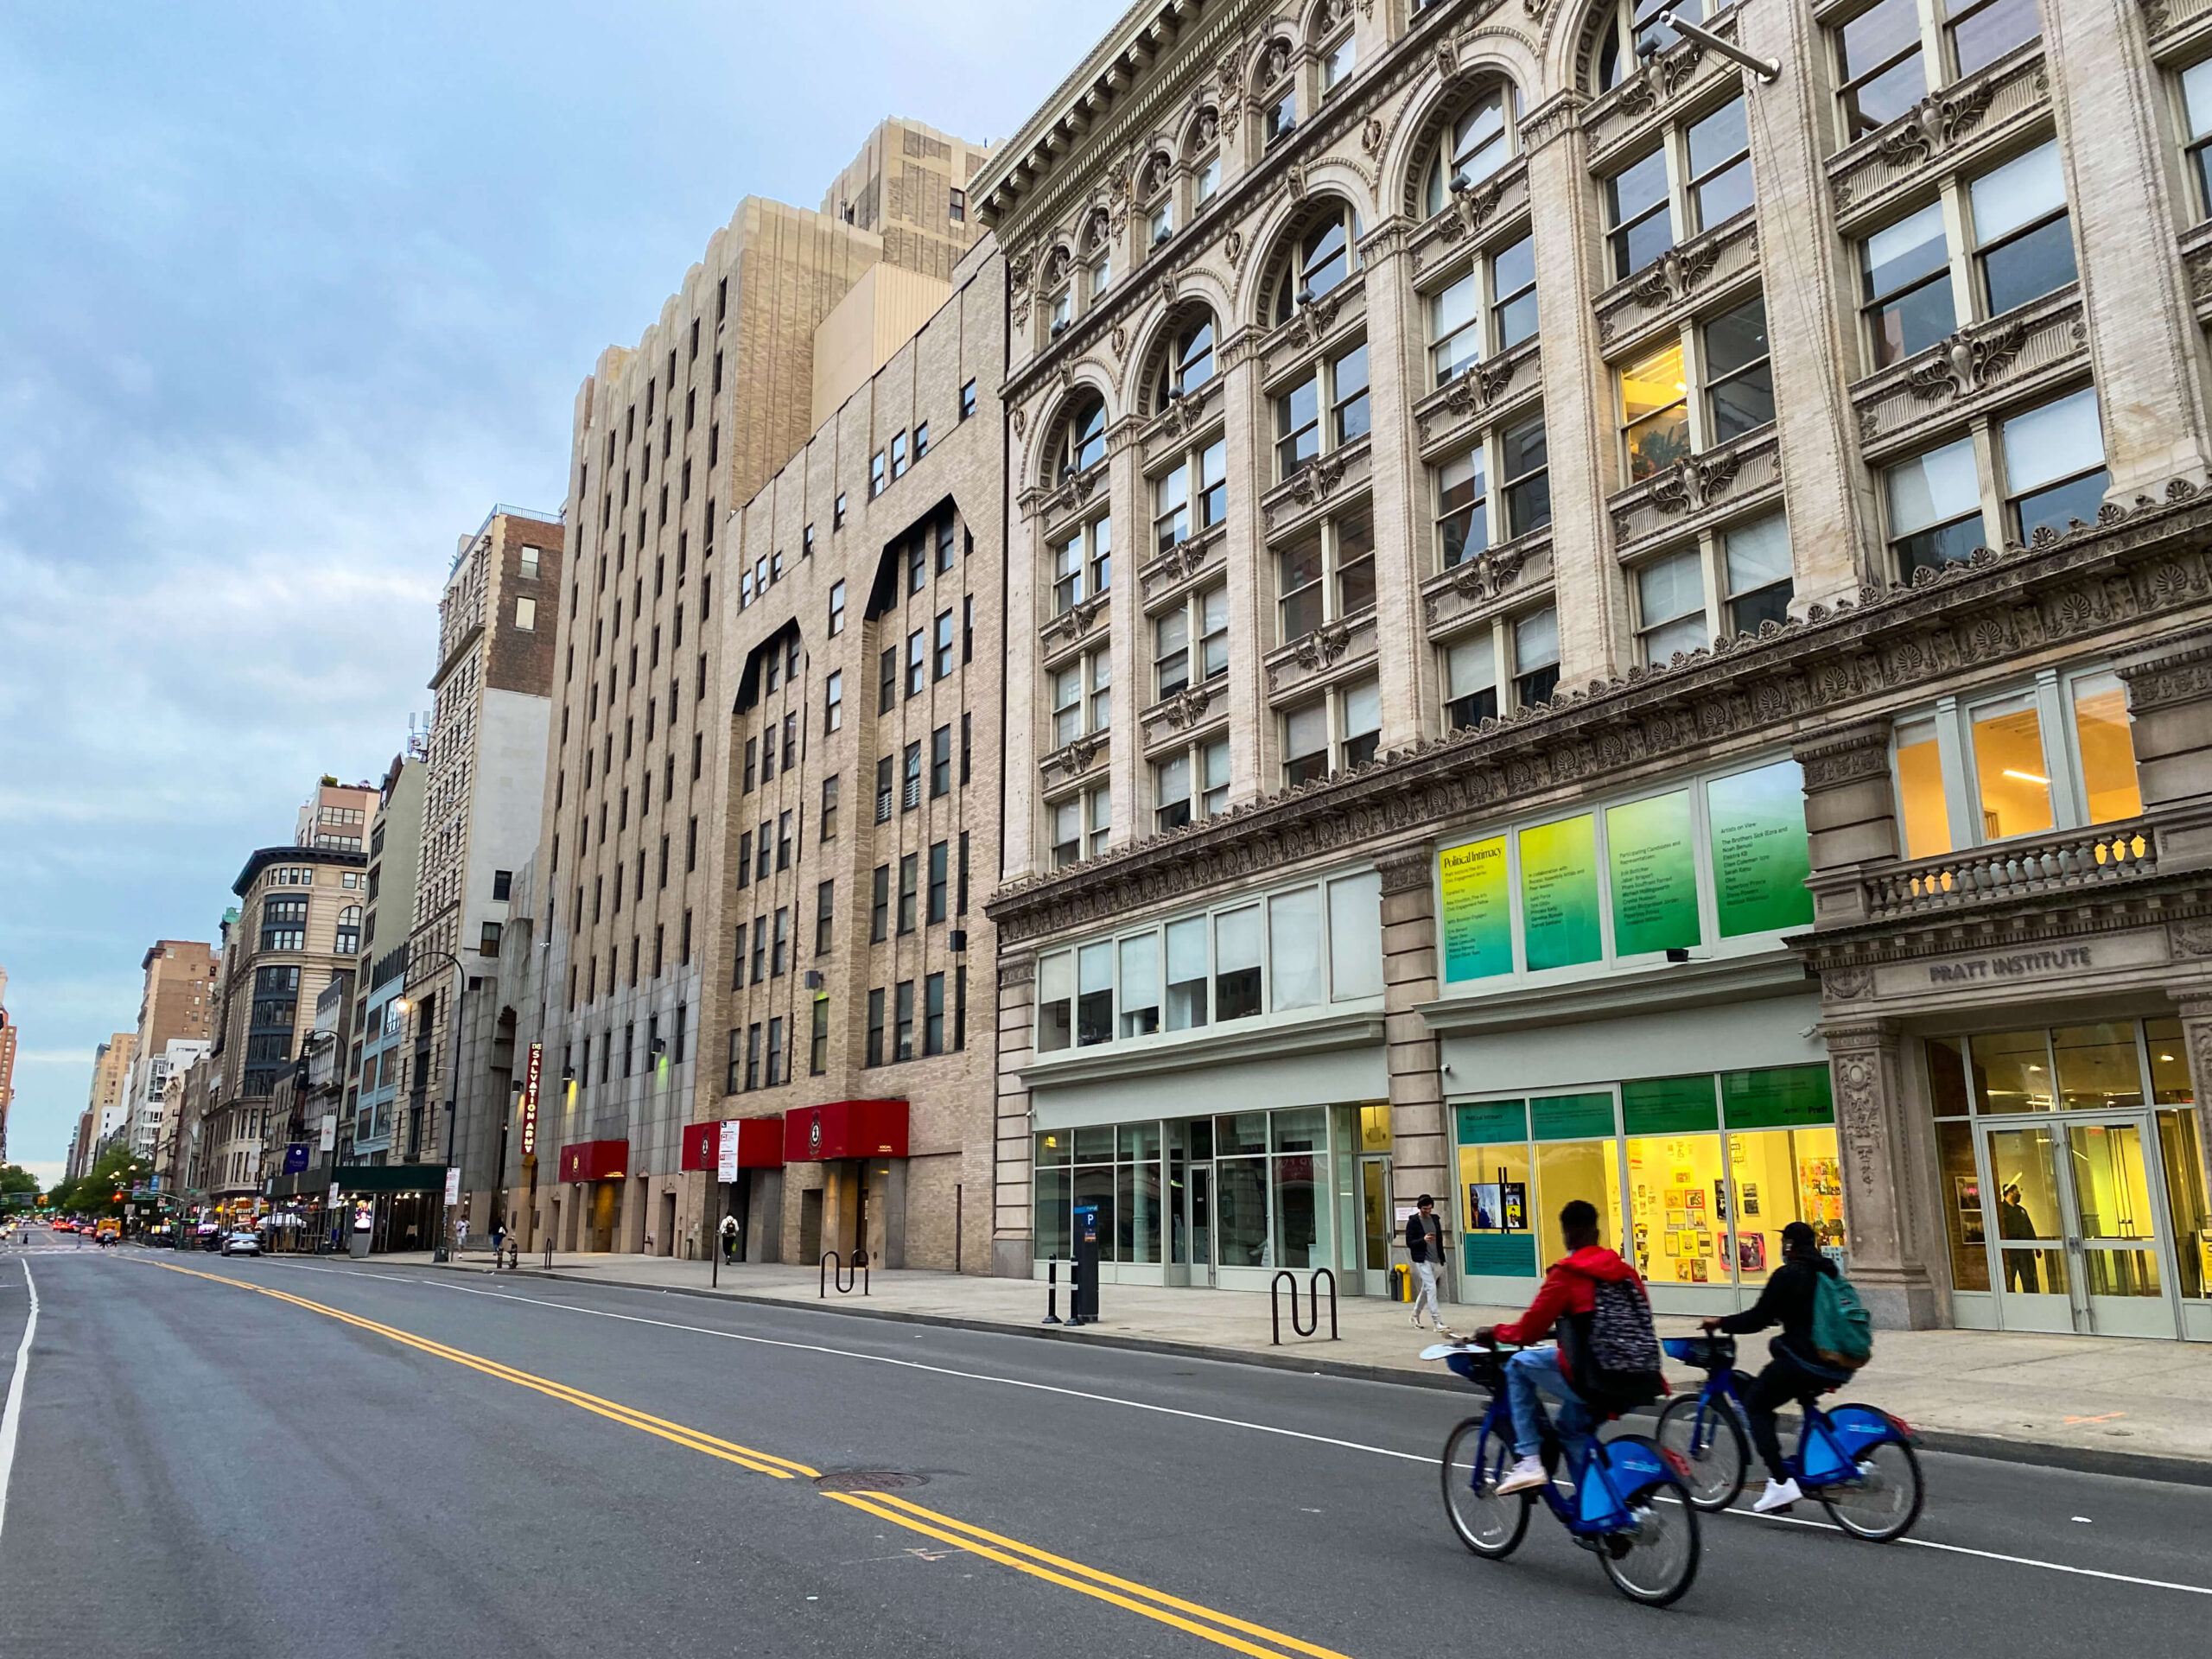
left=44, top=1144, right=145, bottom=1217
left=0, top=1166, right=38, bottom=1196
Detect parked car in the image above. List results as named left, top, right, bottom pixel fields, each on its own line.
left=219, top=1230, right=262, bottom=1257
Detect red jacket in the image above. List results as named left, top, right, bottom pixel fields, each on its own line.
left=1492, top=1244, right=1645, bottom=1348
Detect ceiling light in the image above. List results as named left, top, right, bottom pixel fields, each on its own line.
left=2002, top=769, right=2050, bottom=785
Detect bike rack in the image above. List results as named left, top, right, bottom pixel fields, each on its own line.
left=1270, top=1268, right=1339, bottom=1344
left=820, top=1249, right=869, bottom=1297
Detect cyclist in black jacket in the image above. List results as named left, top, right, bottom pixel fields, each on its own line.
left=1702, top=1221, right=1850, bottom=1513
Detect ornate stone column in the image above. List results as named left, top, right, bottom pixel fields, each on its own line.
left=2115, top=622, right=2212, bottom=872
left=1378, top=842, right=1449, bottom=1290
left=1795, top=718, right=1899, bottom=930
left=1823, top=1019, right=1941, bottom=1328
left=1357, top=225, right=1427, bottom=749
left=992, top=951, right=1038, bottom=1278
left=1219, top=327, right=1272, bottom=800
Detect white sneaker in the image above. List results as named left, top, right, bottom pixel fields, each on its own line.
left=1494, top=1456, right=1548, bottom=1496
left=1752, top=1478, right=1802, bottom=1513
left=1409, top=1313, right=1423, bottom=1327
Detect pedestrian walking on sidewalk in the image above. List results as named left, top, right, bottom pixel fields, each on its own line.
left=1406, top=1195, right=1448, bottom=1331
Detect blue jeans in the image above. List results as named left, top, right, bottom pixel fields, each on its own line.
left=1505, top=1345, right=1593, bottom=1462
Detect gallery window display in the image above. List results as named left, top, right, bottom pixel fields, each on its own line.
left=1452, top=1064, right=1843, bottom=1304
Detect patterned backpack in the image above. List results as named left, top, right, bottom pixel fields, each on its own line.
left=1575, top=1274, right=1667, bottom=1410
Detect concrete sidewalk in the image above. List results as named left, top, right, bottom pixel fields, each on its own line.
left=383, top=1248, right=2212, bottom=1484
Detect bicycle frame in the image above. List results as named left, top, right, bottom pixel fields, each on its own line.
left=1675, top=1358, right=1904, bottom=1492
left=1466, top=1389, right=1669, bottom=1536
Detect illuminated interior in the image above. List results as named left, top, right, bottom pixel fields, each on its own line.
left=1969, top=698, right=2055, bottom=839
left=2070, top=677, right=2143, bottom=824
left=1894, top=720, right=1951, bottom=858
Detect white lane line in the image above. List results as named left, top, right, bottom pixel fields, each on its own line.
left=0, top=1262, right=41, bottom=1544
left=270, top=1265, right=2212, bottom=1600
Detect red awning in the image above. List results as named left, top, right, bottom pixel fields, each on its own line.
left=679, top=1117, right=786, bottom=1173
left=783, top=1099, right=909, bottom=1163
left=557, top=1140, right=629, bottom=1182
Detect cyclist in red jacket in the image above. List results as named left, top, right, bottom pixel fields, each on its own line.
left=1477, top=1199, right=1648, bottom=1495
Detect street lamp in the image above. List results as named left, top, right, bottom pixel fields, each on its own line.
left=394, top=947, right=470, bottom=1263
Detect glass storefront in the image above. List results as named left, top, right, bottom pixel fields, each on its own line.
left=1926, top=1017, right=2209, bottom=1338
left=1035, top=1105, right=1359, bottom=1284
left=1452, top=1064, right=1844, bottom=1313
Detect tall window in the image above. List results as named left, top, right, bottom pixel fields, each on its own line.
left=1154, top=584, right=1229, bottom=700
left=1885, top=387, right=2107, bottom=576
left=1052, top=650, right=1111, bottom=747
left=1618, top=292, right=1771, bottom=481
left=823, top=671, right=842, bottom=734
left=1591, top=0, right=1716, bottom=92
left=1281, top=677, right=1380, bottom=787
left=2183, top=56, right=2212, bottom=220
left=1274, top=340, right=1370, bottom=480
left=1424, top=87, right=1516, bottom=217
left=1511, top=607, right=1560, bottom=707
left=1427, top=233, right=1536, bottom=388
left=1052, top=517, right=1112, bottom=613
left=1050, top=785, right=1111, bottom=868
left=1272, top=204, right=1361, bottom=323
left=1831, top=0, right=2042, bottom=143
left=1152, top=438, right=1227, bottom=552
left=1050, top=397, right=1107, bottom=480
left=1155, top=734, right=1231, bottom=830
left=1156, top=315, right=1217, bottom=405
left=1276, top=504, right=1375, bottom=644
left=1433, top=408, right=1550, bottom=568
left=1604, top=97, right=1753, bottom=282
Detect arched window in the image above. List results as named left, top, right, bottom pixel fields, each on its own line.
left=1047, top=395, right=1108, bottom=482
left=1422, top=86, right=1521, bottom=217
left=1078, top=209, right=1114, bottom=302
left=1271, top=201, right=1363, bottom=324
left=1588, top=0, right=1713, bottom=91
left=1153, top=311, right=1217, bottom=409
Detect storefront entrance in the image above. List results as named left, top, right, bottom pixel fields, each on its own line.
left=1929, top=1020, right=2211, bottom=1340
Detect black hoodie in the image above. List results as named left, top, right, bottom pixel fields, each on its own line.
left=1715, top=1249, right=1838, bottom=1356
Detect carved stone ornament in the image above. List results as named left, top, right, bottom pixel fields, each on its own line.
left=1149, top=535, right=1216, bottom=586
left=1292, top=620, right=1353, bottom=671
left=1262, top=36, right=1293, bottom=86
left=1154, top=391, right=1203, bottom=440
left=1647, top=448, right=1741, bottom=514
left=1047, top=734, right=1106, bottom=778
left=1376, top=842, right=1436, bottom=896
left=1796, top=721, right=1895, bottom=791
left=1292, top=290, right=1343, bottom=347
left=1440, top=175, right=1508, bottom=244
left=1878, top=82, right=1998, bottom=167
left=1823, top=965, right=1877, bottom=1000
left=1630, top=241, right=1721, bottom=310
left=1158, top=272, right=1177, bottom=310
left=1009, top=404, right=1027, bottom=440
left=1440, top=355, right=1519, bottom=417
left=1285, top=162, right=1308, bottom=202
left=1224, top=228, right=1244, bottom=263
left=1362, top=116, right=1385, bottom=156
left=1111, top=325, right=1129, bottom=361
left=1661, top=42, right=1706, bottom=95
left=2169, top=918, right=2212, bottom=958
left=1162, top=685, right=1215, bottom=730
left=1435, top=35, right=1459, bottom=83
left=1286, top=452, right=1348, bottom=509
left=1042, top=592, right=1109, bottom=649
left=1908, top=317, right=2029, bottom=402
left=2143, top=0, right=2174, bottom=33
left=1619, top=73, right=1659, bottom=119
left=1448, top=543, right=1527, bottom=602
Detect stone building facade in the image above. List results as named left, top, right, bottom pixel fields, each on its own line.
left=124, top=939, right=216, bottom=1159
left=701, top=240, right=1007, bottom=1273
left=518, top=120, right=993, bottom=1260
left=976, top=0, right=2212, bottom=1340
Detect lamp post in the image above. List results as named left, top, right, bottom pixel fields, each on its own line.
left=394, top=947, right=469, bottom=1264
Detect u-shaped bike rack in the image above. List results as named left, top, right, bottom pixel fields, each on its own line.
left=820, top=1249, right=870, bottom=1298
left=1270, top=1268, right=1339, bottom=1344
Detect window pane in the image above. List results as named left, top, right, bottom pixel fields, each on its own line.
left=1886, top=437, right=1980, bottom=536
left=1215, top=905, right=1263, bottom=1020
left=1607, top=147, right=1669, bottom=225
left=1269, top=888, right=1325, bottom=1010
left=1704, top=296, right=1768, bottom=379
left=1972, top=1029, right=2056, bottom=1112
left=2002, top=388, right=2102, bottom=495
left=1839, top=0, right=1923, bottom=82
left=1621, top=340, right=1688, bottom=480
left=1971, top=696, right=2056, bottom=839
left=1447, top=631, right=1495, bottom=697
left=1515, top=607, right=1559, bottom=671
left=1077, top=941, right=1114, bottom=1046
left=2071, top=674, right=2142, bottom=823
left=1724, top=515, right=1791, bottom=594
left=2053, top=1023, right=2145, bottom=1110
left=1120, top=932, right=1161, bottom=1037
left=1166, top=916, right=1209, bottom=1030
left=1951, top=0, right=2040, bottom=75
left=1328, top=872, right=1383, bottom=1000
left=1971, top=143, right=2064, bottom=245
left=1896, top=718, right=1953, bottom=859
left=2186, top=56, right=2212, bottom=142
left=1285, top=701, right=1328, bottom=760
left=1866, top=203, right=1949, bottom=301
left=1637, top=548, right=1705, bottom=626
left=1982, top=215, right=2077, bottom=316
left=1436, top=448, right=1488, bottom=566
left=1431, top=271, right=1481, bottom=384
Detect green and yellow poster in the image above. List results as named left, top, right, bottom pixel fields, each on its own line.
left=1707, top=760, right=1815, bottom=938
left=1520, top=816, right=1601, bottom=971
left=1440, top=836, right=1512, bottom=982
left=1606, top=791, right=1701, bottom=956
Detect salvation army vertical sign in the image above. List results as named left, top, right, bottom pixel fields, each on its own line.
left=519, top=1041, right=542, bottom=1159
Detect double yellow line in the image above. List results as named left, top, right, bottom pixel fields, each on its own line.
left=152, top=1262, right=1353, bottom=1659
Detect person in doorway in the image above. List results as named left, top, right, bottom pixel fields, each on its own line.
left=1997, top=1181, right=2041, bottom=1293
left=1405, top=1196, right=1447, bottom=1330
left=1477, top=1199, right=1652, bottom=1495
left=1703, top=1220, right=1853, bottom=1513
left=719, top=1214, right=741, bottom=1264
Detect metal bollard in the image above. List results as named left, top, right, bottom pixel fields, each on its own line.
left=1042, top=1256, right=1062, bottom=1325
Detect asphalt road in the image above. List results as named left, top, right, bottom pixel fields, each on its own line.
left=2, top=1231, right=2207, bottom=1657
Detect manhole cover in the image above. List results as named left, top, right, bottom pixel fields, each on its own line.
left=812, top=1471, right=927, bottom=1492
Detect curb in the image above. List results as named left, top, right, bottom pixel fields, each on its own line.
left=416, top=1261, right=2212, bottom=1490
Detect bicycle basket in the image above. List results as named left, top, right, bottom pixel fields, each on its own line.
left=1660, top=1334, right=1735, bottom=1370
left=1445, top=1349, right=1507, bottom=1390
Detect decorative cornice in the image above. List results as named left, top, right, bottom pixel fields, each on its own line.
left=1376, top=842, right=1435, bottom=895
left=1795, top=720, right=1896, bottom=791
left=987, top=483, right=2212, bottom=944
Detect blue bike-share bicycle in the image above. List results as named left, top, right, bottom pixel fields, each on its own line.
left=1654, top=1334, right=1924, bottom=1541
left=1429, top=1338, right=1701, bottom=1606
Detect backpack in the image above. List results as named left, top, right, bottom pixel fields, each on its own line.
left=1573, top=1274, right=1667, bottom=1410
left=1809, top=1269, right=1874, bottom=1370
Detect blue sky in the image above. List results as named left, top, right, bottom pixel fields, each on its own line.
left=0, top=0, right=1121, bottom=1179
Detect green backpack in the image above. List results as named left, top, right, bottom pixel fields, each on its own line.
left=1810, top=1269, right=1874, bottom=1370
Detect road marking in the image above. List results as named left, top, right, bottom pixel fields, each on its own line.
left=0, top=1262, right=40, bottom=1544
left=325, top=1268, right=2212, bottom=1601
left=389, top=1274, right=1436, bottom=1465
left=149, top=1263, right=813, bottom=1479
left=156, top=1261, right=1350, bottom=1659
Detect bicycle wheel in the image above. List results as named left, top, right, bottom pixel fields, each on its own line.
left=1596, top=1447, right=1702, bottom=1608
left=1440, top=1415, right=1531, bottom=1559
left=1654, top=1393, right=1747, bottom=1511
left=1818, top=1437, right=1924, bottom=1542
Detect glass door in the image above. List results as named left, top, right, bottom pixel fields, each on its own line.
left=1187, top=1164, right=1215, bottom=1288
left=1359, top=1155, right=1392, bottom=1297
left=2065, top=1116, right=2178, bottom=1338
left=1980, top=1124, right=2075, bottom=1333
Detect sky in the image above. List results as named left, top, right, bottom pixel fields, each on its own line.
left=0, top=0, right=1124, bottom=1181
